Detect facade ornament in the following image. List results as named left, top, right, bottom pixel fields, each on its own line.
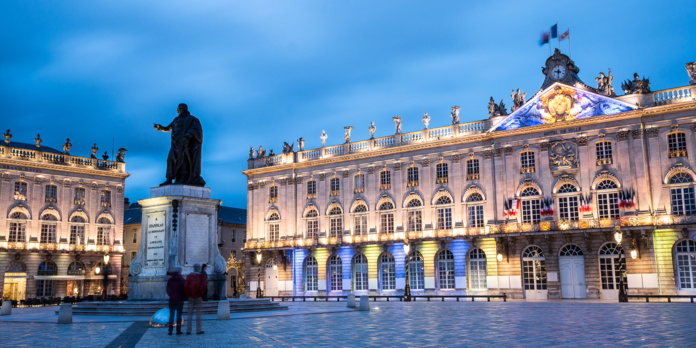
left=450, top=106, right=461, bottom=124
left=344, top=126, right=353, bottom=143
left=102, top=151, right=109, bottom=160
left=493, top=148, right=502, bottom=157
left=504, top=147, right=513, bottom=155
left=115, top=148, right=126, bottom=163
left=268, top=149, right=275, bottom=157
left=621, top=72, right=651, bottom=94
left=645, top=127, right=659, bottom=138
left=451, top=154, right=461, bottom=163
left=63, top=179, right=70, bottom=187
left=282, top=142, right=294, bottom=155
left=343, top=170, right=350, bottom=178
left=549, top=141, right=578, bottom=170
left=34, top=176, right=42, bottom=185
left=421, top=159, right=430, bottom=167
left=2, top=173, right=10, bottom=182
left=422, top=112, right=430, bottom=129
left=632, top=129, right=642, bottom=139
left=686, top=62, right=696, bottom=85
left=91, top=143, right=99, bottom=159
left=671, top=124, right=680, bottom=132
left=368, top=122, right=376, bottom=139
left=34, top=134, right=42, bottom=148
left=595, top=70, right=616, bottom=96
left=617, top=130, right=629, bottom=141
left=482, top=150, right=493, bottom=159
left=393, top=162, right=402, bottom=171
left=488, top=97, right=509, bottom=117
left=392, top=116, right=402, bottom=134
left=576, top=136, right=588, bottom=146
left=63, top=138, right=72, bottom=154
left=249, top=146, right=255, bottom=159
left=367, top=167, right=374, bottom=175
left=511, top=89, right=527, bottom=112
left=539, top=142, right=550, bottom=151
left=320, top=130, right=328, bottom=147
left=256, top=145, right=266, bottom=158
left=3, top=129, right=11, bottom=144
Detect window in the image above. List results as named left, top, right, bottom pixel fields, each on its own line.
left=132, top=229, right=137, bottom=244
left=14, top=181, right=27, bottom=200
left=380, top=171, right=391, bottom=190
left=131, top=251, right=137, bottom=262
left=67, top=261, right=86, bottom=275
left=268, top=213, right=280, bottom=241
left=100, top=190, right=112, bottom=208
left=231, top=230, right=236, bottom=243
left=436, top=163, right=449, bottom=184
left=328, top=255, right=342, bottom=291
left=9, top=212, right=27, bottom=242
left=305, top=257, right=318, bottom=292
left=559, top=244, right=584, bottom=257
left=353, top=254, right=369, bottom=291
left=596, top=141, right=613, bottom=165
left=70, top=216, right=86, bottom=244
left=97, top=227, right=109, bottom=245
left=354, top=174, right=365, bottom=194
left=467, top=159, right=480, bottom=180
left=675, top=240, right=696, bottom=290
left=269, top=186, right=278, bottom=203
left=558, top=196, right=579, bottom=221
left=407, top=251, right=425, bottom=290
left=40, top=214, right=57, bottom=243
left=596, top=180, right=619, bottom=218
left=520, top=187, right=541, bottom=223
left=330, top=178, right=340, bottom=196
left=379, top=202, right=395, bottom=233
left=522, top=246, right=547, bottom=290
left=406, top=199, right=423, bottom=232
left=670, top=173, right=696, bottom=216
left=380, top=253, right=396, bottom=290
left=668, top=132, right=688, bottom=158
left=74, top=187, right=86, bottom=205
left=466, top=193, right=484, bottom=228
left=469, top=249, right=487, bottom=290
left=45, top=185, right=58, bottom=203
left=436, top=196, right=453, bottom=230
left=599, top=243, right=625, bottom=290
left=353, top=204, right=368, bottom=236
left=520, top=152, right=535, bottom=173
left=329, top=207, right=343, bottom=238
left=307, top=180, right=317, bottom=199
left=305, top=209, right=319, bottom=239
left=37, top=261, right=57, bottom=297
left=407, top=167, right=419, bottom=187
left=437, top=250, right=455, bottom=290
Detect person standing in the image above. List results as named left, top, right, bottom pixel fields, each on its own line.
left=200, top=264, right=209, bottom=301
left=166, top=266, right=186, bottom=335
left=185, top=263, right=207, bottom=335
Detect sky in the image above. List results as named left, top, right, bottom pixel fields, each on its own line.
left=2, top=1, right=695, bottom=209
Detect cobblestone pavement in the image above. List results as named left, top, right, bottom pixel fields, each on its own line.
left=3, top=301, right=696, bottom=347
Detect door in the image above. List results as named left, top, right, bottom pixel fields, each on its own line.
left=265, top=261, right=278, bottom=296
left=560, top=257, right=586, bottom=299
left=2, top=277, right=26, bottom=301
left=522, top=246, right=548, bottom=300
left=599, top=243, right=625, bottom=300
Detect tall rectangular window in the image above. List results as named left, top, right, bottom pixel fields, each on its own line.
left=97, top=227, right=109, bottom=245
left=70, top=225, right=85, bottom=244
left=668, top=132, right=688, bottom=158
left=45, top=185, right=58, bottom=203
left=330, top=178, right=340, bottom=196
left=596, top=141, right=613, bottom=165
left=436, top=163, right=449, bottom=184
left=520, top=152, right=535, bottom=173
left=353, top=174, right=364, bottom=193
left=597, top=193, right=619, bottom=218
left=269, top=223, right=279, bottom=241
left=306, top=220, right=318, bottom=239
left=132, top=229, right=137, bottom=243
left=9, top=221, right=26, bottom=242
left=231, top=230, right=236, bottom=242
left=354, top=215, right=367, bottom=235
left=379, top=171, right=391, bottom=190
left=467, top=159, right=480, bottom=180
left=380, top=213, right=394, bottom=233
left=131, top=251, right=137, bottom=262
left=307, top=180, right=317, bottom=198
left=407, top=210, right=422, bottom=231
left=74, top=187, right=86, bottom=206
left=558, top=196, right=579, bottom=221
left=436, top=208, right=452, bottom=230
left=522, top=199, right=541, bottom=223
left=14, top=182, right=27, bottom=200
left=671, top=187, right=696, bottom=216
left=100, top=190, right=111, bottom=207
left=329, top=217, right=342, bottom=238
left=467, top=205, right=484, bottom=227
left=407, top=167, right=419, bottom=187
left=40, top=224, right=56, bottom=243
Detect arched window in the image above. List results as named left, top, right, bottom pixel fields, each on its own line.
left=352, top=204, right=368, bottom=236
left=353, top=254, right=368, bottom=291
left=599, top=243, right=625, bottom=291
left=469, top=249, right=487, bottom=290
left=669, top=174, right=696, bottom=216
left=6, top=261, right=26, bottom=273
left=559, top=244, right=584, bottom=257
left=466, top=193, right=485, bottom=228
left=37, top=261, right=57, bottom=297
left=305, top=209, right=319, bottom=239
left=8, top=212, right=28, bottom=242
left=520, top=152, right=535, bottom=173
left=522, top=246, right=547, bottom=291
left=40, top=214, right=58, bottom=243
left=596, top=180, right=619, bottom=218
left=379, top=202, right=394, bottom=234
left=674, top=240, right=696, bottom=290
left=328, top=206, right=343, bottom=238
left=466, top=159, right=480, bottom=180
left=268, top=212, right=280, bottom=241
left=269, top=185, right=278, bottom=203
left=596, top=141, right=613, bottom=165
left=557, top=184, right=580, bottom=221
left=407, top=167, right=419, bottom=187
left=437, top=250, right=455, bottom=290
left=304, top=257, right=318, bottom=292
left=380, top=170, right=391, bottom=190
left=406, top=199, right=422, bottom=232
left=520, top=187, right=541, bottom=223
left=330, top=178, right=340, bottom=196
left=379, top=253, right=396, bottom=291
left=306, top=180, right=317, bottom=199
left=436, top=163, right=449, bottom=184
left=435, top=196, right=453, bottom=230
left=406, top=251, right=425, bottom=290
left=668, top=132, right=688, bottom=158
left=557, top=184, right=578, bottom=193
left=328, top=255, right=342, bottom=292
left=67, top=261, right=86, bottom=275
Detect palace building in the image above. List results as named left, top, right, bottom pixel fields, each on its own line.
left=243, top=49, right=696, bottom=300
left=0, top=134, right=128, bottom=302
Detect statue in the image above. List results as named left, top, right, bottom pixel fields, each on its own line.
left=34, top=134, right=42, bottom=148
left=249, top=146, right=256, bottom=159
left=116, top=148, right=127, bottom=162
left=282, top=142, right=294, bottom=154
left=63, top=138, right=72, bottom=154
left=450, top=106, right=460, bottom=124
left=344, top=126, right=353, bottom=143
left=368, top=122, right=376, bottom=139
left=3, top=129, right=11, bottom=144
left=297, top=137, right=305, bottom=151
left=511, top=89, right=527, bottom=112
left=621, top=72, right=651, bottom=94
left=320, top=130, right=328, bottom=147
left=256, top=145, right=266, bottom=158
left=595, top=70, right=616, bottom=96
left=392, top=116, right=402, bottom=134
left=102, top=151, right=109, bottom=160
left=268, top=149, right=275, bottom=156
left=422, top=112, right=430, bottom=129
left=686, top=62, right=696, bottom=85
left=91, top=143, right=99, bottom=159
left=498, top=100, right=508, bottom=116
left=153, top=103, right=205, bottom=187
left=488, top=97, right=497, bottom=118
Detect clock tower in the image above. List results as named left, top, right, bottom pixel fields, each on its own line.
left=539, top=48, right=590, bottom=90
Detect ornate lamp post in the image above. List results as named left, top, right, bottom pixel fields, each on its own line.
left=403, top=242, right=411, bottom=302
left=256, top=252, right=263, bottom=298
left=102, top=254, right=110, bottom=300
left=614, top=227, right=628, bottom=302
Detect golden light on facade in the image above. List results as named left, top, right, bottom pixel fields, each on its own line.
left=630, top=249, right=638, bottom=260
left=613, top=226, right=623, bottom=244
left=497, top=253, right=503, bottom=262
left=256, top=251, right=262, bottom=264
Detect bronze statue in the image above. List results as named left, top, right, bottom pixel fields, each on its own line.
left=153, top=103, right=205, bottom=187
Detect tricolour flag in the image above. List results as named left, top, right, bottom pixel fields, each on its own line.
left=539, top=31, right=550, bottom=46
left=550, top=24, right=558, bottom=38
left=560, top=29, right=570, bottom=41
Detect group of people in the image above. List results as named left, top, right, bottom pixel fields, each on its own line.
left=166, top=263, right=208, bottom=335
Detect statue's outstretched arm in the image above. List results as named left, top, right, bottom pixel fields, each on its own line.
left=153, top=122, right=173, bottom=132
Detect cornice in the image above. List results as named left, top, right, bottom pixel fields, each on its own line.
left=0, top=158, right=130, bottom=180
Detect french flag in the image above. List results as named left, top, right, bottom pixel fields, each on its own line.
left=510, top=199, right=520, bottom=217
left=503, top=199, right=510, bottom=218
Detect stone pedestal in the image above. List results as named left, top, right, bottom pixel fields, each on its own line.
left=128, top=185, right=227, bottom=300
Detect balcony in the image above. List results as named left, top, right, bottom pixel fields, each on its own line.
left=74, top=199, right=86, bottom=206
left=380, top=183, right=391, bottom=190
left=436, top=177, right=448, bottom=184
left=407, top=180, right=419, bottom=187
left=353, top=187, right=364, bottom=194
left=269, top=197, right=278, bottom=203
left=520, top=166, right=535, bottom=174
left=596, top=157, right=613, bottom=165
left=330, top=190, right=340, bottom=197
left=13, top=192, right=27, bottom=201
left=307, top=193, right=316, bottom=199
left=466, top=173, right=479, bottom=180
left=669, top=149, right=688, bottom=158
left=101, top=201, right=112, bottom=208
left=45, top=196, right=58, bottom=203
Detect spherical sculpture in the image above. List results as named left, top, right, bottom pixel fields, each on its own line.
left=149, top=308, right=184, bottom=328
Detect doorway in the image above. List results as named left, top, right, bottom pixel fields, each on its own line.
left=265, top=259, right=278, bottom=296
left=559, top=244, right=586, bottom=299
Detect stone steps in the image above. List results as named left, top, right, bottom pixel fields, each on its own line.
left=64, top=299, right=288, bottom=316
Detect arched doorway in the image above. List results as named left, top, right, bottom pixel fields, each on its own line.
left=522, top=245, right=547, bottom=300
left=559, top=244, right=586, bottom=299
left=3, top=261, right=27, bottom=301
left=265, top=259, right=278, bottom=297
left=227, top=268, right=238, bottom=298
left=599, top=242, right=625, bottom=300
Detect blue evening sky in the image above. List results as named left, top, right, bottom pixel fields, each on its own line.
left=1, top=1, right=695, bottom=208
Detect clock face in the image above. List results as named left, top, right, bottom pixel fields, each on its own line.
left=550, top=64, right=567, bottom=80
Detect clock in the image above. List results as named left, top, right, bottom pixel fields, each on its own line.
left=550, top=64, right=567, bottom=80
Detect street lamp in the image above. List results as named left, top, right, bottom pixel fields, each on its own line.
left=497, top=253, right=503, bottom=262
left=403, top=243, right=411, bottom=302
left=613, top=226, right=623, bottom=244
left=256, top=252, right=263, bottom=298
left=102, top=253, right=110, bottom=300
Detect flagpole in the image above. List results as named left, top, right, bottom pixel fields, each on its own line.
left=557, top=21, right=560, bottom=50
left=568, top=28, right=572, bottom=59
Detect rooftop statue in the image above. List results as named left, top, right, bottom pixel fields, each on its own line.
left=3, top=129, right=11, bottom=144
left=34, top=134, right=42, bottom=148
left=91, top=143, right=98, bottom=159
left=393, top=116, right=402, bottom=134
left=687, top=62, right=696, bottom=85
left=297, top=137, right=305, bottom=151
left=595, top=70, right=616, bottom=97
left=488, top=97, right=508, bottom=117
left=256, top=145, right=266, bottom=158
left=116, top=148, right=127, bottom=162
left=153, top=103, right=205, bottom=187
left=369, top=122, right=376, bottom=139
left=282, top=142, right=294, bottom=155
left=249, top=146, right=256, bottom=159
left=511, top=89, right=527, bottom=112
left=451, top=106, right=460, bottom=124
left=320, top=130, right=327, bottom=147
left=102, top=151, right=109, bottom=161
left=621, top=73, right=651, bottom=94
left=63, top=138, right=72, bottom=154
left=344, top=126, right=353, bottom=143
left=422, top=112, right=430, bottom=129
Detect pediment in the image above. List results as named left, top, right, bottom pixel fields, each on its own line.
left=490, top=82, right=636, bottom=132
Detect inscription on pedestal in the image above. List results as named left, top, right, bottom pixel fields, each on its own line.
left=185, top=213, right=210, bottom=265
left=146, top=212, right=166, bottom=266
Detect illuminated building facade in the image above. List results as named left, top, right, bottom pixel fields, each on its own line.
left=244, top=50, right=696, bottom=300
left=0, top=135, right=128, bottom=301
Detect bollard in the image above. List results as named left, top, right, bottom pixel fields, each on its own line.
left=347, top=293, right=356, bottom=308
left=1, top=301, right=11, bottom=316
left=57, top=303, right=72, bottom=324
left=239, top=294, right=247, bottom=300
left=359, top=295, right=370, bottom=311
left=217, top=300, right=230, bottom=320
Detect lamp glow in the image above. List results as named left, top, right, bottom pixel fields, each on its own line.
left=273, top=264, right=277, bottom=271
left=497, top=253, right=503, bottom=262
left=103, top=254, right=110, bottom=264
left=613, top=227, right=622, bottom=244
left=403, top=243, right=410, bottom=255
left=630, top=249, right=638, bottom=260
left=95, top=266, right=101, bottom=275
left=256, top=252, right=262, bottom=263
